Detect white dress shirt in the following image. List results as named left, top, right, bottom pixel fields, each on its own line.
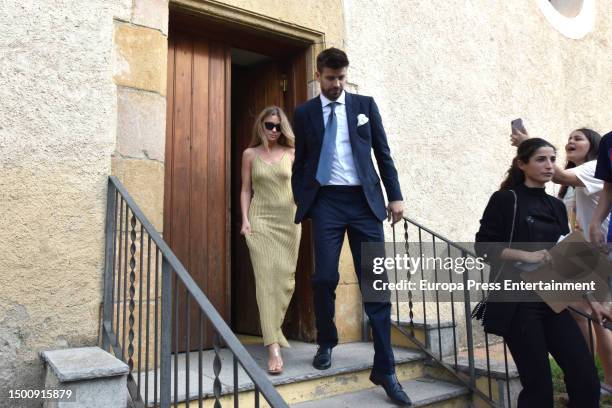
left=320, top=91, right=361, bottom=185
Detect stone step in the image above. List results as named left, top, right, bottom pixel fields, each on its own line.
left=390, top=319, right=457, bottom=358
left=390, top=322, right=521, bottom=407
left=137, top=341, right=426, bottom=407
left=291, top=376, right=470, bottom=408
left=421, top=341, right=521, bottom=408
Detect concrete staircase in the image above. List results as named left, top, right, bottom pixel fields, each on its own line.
left=391, top=321, right=521, bottom=408
left=137, top=339, right=473, bottom=407
left=292, top=376, right=469, bottom=408
left=134, top=320, right=522, bottom=407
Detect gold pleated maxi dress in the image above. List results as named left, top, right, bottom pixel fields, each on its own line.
left=245, top=153, right=301, bottom=347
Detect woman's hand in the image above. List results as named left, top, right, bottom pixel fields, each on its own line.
left=240, top=220, right=252, bottom=236
left=521, top=249, right=552, bottom=264
left=589, top=222, right=607, bottom=252
left=510, top=130, right=529, bottom=147
left=587, top=300, right=612, bottom=324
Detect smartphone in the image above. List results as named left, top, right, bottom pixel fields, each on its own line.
left=511, top=118, right=527, bottom=135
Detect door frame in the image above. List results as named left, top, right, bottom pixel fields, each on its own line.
left=170, top=0, right=324, bottom=49
left=167, top=2, right=326, bottom=340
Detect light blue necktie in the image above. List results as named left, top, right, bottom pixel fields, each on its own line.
left=316, top=102, right=337, bottom=185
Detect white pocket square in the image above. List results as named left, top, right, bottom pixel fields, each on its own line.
left=357, top=114, right=369, bottom=126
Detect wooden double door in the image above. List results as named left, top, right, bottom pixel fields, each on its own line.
left=164, top=30, right=314, bottom=349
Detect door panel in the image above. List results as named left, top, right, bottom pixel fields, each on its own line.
left=165, top=33, right=230, bottom=350
left=166, top=27, right=315, bottom=347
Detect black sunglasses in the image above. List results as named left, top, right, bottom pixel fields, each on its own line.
left=264, top=122, right=281, bottom=132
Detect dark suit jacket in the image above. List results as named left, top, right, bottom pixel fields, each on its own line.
left=291, top=92, right=403, bottom=223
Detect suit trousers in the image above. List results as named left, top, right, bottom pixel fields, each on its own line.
left=504, top=302, right=600, bottom=408
left=309, top=186, right=395, bottom=374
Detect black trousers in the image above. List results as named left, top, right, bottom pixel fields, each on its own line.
left=504, top=302, right=600, bottom=408
left=309, top=186, right=395, bottom=374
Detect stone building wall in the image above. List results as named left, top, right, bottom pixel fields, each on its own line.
left=0, top=0, right=171, bottom=404
left=1, top=1, right=132, bottom=405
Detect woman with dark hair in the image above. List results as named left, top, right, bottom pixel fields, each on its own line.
left=555, top=128, right=601, bottom=204
left=513, top=128, right=612, bottom=394
left=476, top=138, right=604, bottom=407
left=240, top=106, right=301, bottom=374
left=552, top=128, right=612, bottom=395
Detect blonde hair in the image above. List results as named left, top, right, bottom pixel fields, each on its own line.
left=248, top=106, right=295, bottom=149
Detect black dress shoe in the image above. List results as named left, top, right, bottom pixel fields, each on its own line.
left=369, top=371, right=412, bottom=406
left=312, top=346, right=332, bottom=370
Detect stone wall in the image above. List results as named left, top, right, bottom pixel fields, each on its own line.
left=0, top=0, right=167, bottom=405
left=112, top=4, right=168, bottom=232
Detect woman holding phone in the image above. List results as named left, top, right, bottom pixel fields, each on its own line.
left=476, top=138, right=604, bottom=407
left=240, top=106, right=301, bottom=375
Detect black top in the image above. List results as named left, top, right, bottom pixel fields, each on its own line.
left=474, top=183, right=569, bottom=336
left=476, top=183, right=569, bottom=262
left=595, top=132, right=612, bottom=182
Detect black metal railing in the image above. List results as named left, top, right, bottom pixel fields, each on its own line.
left=390, top=217, right=611, bottom=408
left=100, top=176, right=288, bottom=408
left=390, top=217, right=508, bottom=407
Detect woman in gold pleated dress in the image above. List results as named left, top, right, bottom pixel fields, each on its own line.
left=240, top=106, right=301, bottom=375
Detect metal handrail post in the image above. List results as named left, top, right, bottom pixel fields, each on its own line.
left=102, top=179, right=117, bottom=351
left=461, top=250, right=476, bottom=389
left=160, top=257, right=172, bottom=408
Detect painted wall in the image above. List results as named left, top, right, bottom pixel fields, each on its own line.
left=343, top=0, right=611, bottom=342
left=343, top=0, right=612, bottom=242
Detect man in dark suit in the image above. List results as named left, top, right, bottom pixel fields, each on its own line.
left=292, top=48, right=411, bottom=406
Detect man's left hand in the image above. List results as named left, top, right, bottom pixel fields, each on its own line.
left=387, top=201, right=404, bottom=224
